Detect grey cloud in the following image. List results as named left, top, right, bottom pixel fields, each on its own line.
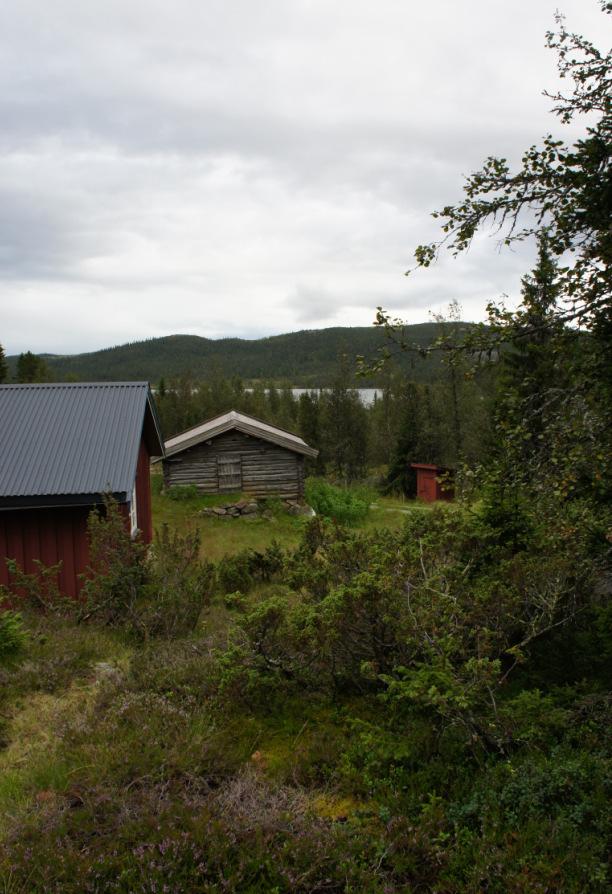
left=0, top=0, right=602, bottom=354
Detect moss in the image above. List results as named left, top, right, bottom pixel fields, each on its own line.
left=0, top=684, right=97, bottom=830
left=311, top=793, right=360, bottom=821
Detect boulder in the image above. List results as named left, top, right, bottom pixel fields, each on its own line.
left=288, top=503, right=314, bottom=516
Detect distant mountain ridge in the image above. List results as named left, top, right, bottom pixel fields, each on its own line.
left=7, top=325, right=459, bottom=386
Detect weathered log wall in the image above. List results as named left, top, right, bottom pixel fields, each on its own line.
left=162, top=430, right=305, bottom=500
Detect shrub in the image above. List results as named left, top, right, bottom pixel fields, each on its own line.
left=80, top=502, right=214, bottom=640
left=140, top=526, right=214, bottom=638
left=0, top=609, right=27, bottom=665
left=216, top=542, right=286, bottom=595
left=79, top=497, right=149, bottom=627
left=216, top=551, right=253, bottom=594
left=305, top=477, right=371, bottom=524
left=1, top=558, right=67, bottom=614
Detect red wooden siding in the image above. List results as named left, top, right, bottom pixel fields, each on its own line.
left=418, top=468, right=437, bottom=502
left=135, top=439, right=153, bottom=543
left=0, top=434, right=154, bottom=599
left=0, top=507, right=90, bottom=599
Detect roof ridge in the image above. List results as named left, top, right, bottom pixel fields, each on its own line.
left=0, top=381, right=150, bottom=390
left=163, top=408, right=318, bottom=459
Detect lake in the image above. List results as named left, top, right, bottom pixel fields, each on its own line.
left=290, top=388, right=382, bottom=406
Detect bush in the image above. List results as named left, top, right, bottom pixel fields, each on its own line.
left=140, top=526, right=214, bottom=638
left=80, top=500, right=212, bottom=639
left=0, top=609, right=27, bottom=665
left=79, top=497, right=149, bottom=627
left=1, top=558, right=67, bottom=614
left=216, top=542, right=286, bottom=595
left=216, top=551, right=253, bottom=594
left=305, top=477, right=371, bottom=524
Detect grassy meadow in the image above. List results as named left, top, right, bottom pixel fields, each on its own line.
left=150, top=468, right=417, bottom=561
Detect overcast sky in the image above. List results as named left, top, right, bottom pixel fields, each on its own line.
left=0, top=0, right=604, bottom=355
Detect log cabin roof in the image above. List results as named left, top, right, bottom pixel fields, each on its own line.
left=163, top=410, right=318, bottom=459
left=0, top=382, right=164, bottom=508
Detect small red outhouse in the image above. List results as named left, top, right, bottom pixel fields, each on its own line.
left=410, top=463, right=454, bottom=503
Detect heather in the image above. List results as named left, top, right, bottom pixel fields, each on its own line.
left=0, top=489, right=610, bottom=892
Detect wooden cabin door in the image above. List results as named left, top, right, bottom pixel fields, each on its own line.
left=217, top=454, right=242, bottom=492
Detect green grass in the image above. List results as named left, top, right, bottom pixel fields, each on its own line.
left=371, top=494, right=434, bottom=512
left=151, top=489, right=307, bottom=561
left=151, top=477, right=417, bottom=560
left=0, top=618, right=132, bottom=833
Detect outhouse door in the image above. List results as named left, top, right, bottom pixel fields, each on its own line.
left=217, top=454, right=242, bottom=492
left=417, top=469, right=437, bottom=503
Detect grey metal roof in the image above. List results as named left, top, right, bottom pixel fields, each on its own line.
left=0, top=382, right=164, bottom=506
left=163, top=409, right=319, bottom=459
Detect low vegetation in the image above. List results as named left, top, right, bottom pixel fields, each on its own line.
left=304, top=477, right=372, bottom=525
left=150, top=471, right=407, bottom=562
left=0, top=482, right=609, bottom=892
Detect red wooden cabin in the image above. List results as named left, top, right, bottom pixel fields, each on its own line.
left=410, top=463, right=454, bottom=503
left=0, top=382, right=164, bottom=598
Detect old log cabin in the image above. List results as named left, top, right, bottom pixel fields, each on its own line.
left=0, top=382, right=164, bottom=598
left=162, top=410, right=318, bottom=500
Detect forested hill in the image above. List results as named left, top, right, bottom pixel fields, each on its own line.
left=10, top=324, right=456, bottom=385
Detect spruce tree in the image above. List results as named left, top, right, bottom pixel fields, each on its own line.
left=321, top=356, right=368, bottom=483
left=15, top=351, right=50, bottom=383
left=298, top=392, right=325, bottom=474
left=384, top=383, right=423, bottom=495
left=497, top=232, right=565, bottom=453
left=0, top=344, right=8, bottom=384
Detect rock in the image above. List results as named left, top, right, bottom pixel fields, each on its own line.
left=213, top=507, right=227, bottom=516
left=234, top=499, right=249, bottom=510
left=287, top=503, right=314, bottom=516
left=242, top=503, right=259, bottom=515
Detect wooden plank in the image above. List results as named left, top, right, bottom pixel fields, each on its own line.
left=217, top=454, right=242, bottom=492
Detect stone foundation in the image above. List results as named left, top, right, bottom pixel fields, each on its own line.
left=199, top=499, right=313, bottom=519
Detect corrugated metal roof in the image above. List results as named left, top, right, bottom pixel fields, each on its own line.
left=164, top=409, right=319, bottom=459
left=0, top=382, right=162, bottom=502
